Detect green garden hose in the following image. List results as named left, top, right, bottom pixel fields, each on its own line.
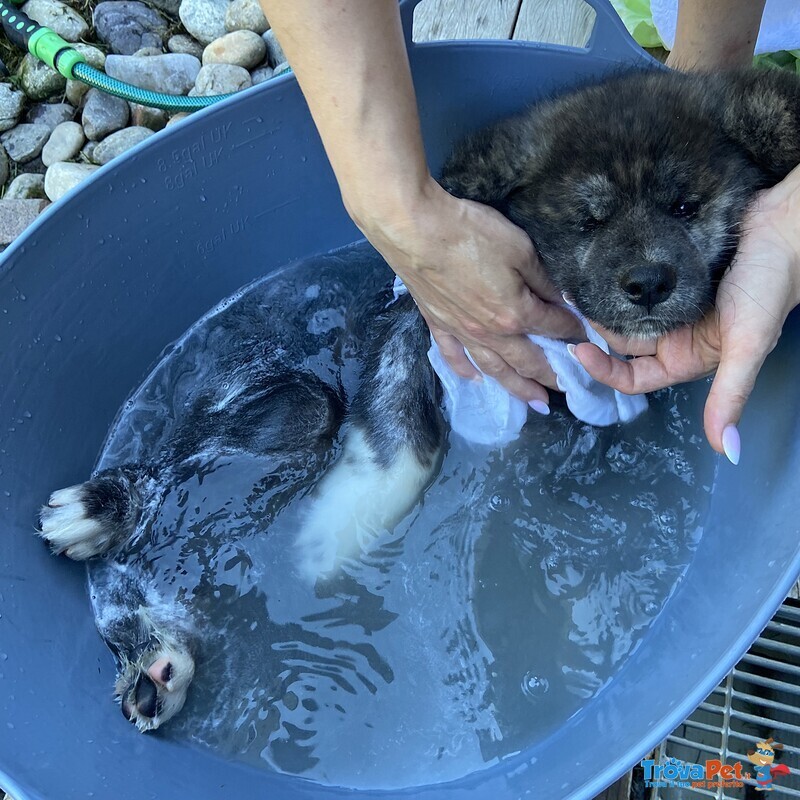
left=0, top=0, right=276, bottom=111
left=71, top=62, right=232, bottom=110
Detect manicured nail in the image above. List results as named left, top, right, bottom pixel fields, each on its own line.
left=567, top=343, right=580, bottom=362
left=562, top=292, right=576, bottom=307
left=722, top=424, right=740, bottom=466
left=529, top=400, right=550, bottom=415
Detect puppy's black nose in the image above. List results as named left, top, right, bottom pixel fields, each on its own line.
left=621, top=264, right=676, bottom=309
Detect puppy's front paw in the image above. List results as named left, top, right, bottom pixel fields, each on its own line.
left=117, top=645, right=195, bottom=732
left=38, top=485, right=109, bottom=560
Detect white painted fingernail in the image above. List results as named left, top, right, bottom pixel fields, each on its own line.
left=722, top=424, right=741, bottom=466
left=562, top=292, right=576, bottom=307
left=529, top=400, right=550, bottom=415
left=567, top=343, right=580, bottom=362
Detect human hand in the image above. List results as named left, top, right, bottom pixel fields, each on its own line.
left=356, top=178, right=585, bottom=411
left=571, top=177, right=800, bottom=463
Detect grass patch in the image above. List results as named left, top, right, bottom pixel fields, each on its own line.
left=0, top=34, right=24, bottom=81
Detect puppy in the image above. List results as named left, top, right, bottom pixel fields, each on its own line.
left=36, top=65, right=800, bottom=731
left=442, top=67, right=800, bottom=339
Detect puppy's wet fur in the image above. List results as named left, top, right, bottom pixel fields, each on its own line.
left=37, top=66, right=800, bottom=731
left=442, top=67, right=800, bottom=339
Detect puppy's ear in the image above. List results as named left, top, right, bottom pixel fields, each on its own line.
left=439, top=116, right=536, bottom=205
left=719, top=68, right=800, bottom=181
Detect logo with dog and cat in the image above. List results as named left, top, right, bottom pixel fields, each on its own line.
left=641, top=739, right=791, bottom=792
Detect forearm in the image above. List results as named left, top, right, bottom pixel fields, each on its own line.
left=258, top=0, right=431, bottom=228
left=668, top=0, right=766, bottom=70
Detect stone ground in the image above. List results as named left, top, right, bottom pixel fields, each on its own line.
left=0, top=0, right=287, bottom=248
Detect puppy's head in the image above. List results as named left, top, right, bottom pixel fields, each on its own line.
left=442, top=72, right=763, bottom=339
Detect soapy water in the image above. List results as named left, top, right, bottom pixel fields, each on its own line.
left=94, top=241, right=716, bottom=790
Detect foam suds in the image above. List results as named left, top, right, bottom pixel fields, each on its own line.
left=92, top=241, right=716, bottom=790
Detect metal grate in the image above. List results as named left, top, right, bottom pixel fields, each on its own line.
left=651, top=601, right=800, bottom=800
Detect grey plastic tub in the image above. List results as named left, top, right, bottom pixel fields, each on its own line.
left=1, top=1, right=799, bottom=798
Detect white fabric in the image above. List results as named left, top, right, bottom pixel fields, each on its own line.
left=393, top=278, right=647, bottom=447
left=650, top=0, right=800, bottom=55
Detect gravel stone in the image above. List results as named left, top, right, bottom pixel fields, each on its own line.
left=81, top=140, right=98, bottom=163
left=21, top=0, right=89, bottom=41
left=93, top=126, right=154, bottom=165
left=179, top=0, right=228, bottom=45
left=81, top=89, right=130, bottom=141
left=146, top=0, right=179, bottom=14
left=130, top=102, right=169, bottom=131
left=17, top=155, right=46, bottom=175
left=261, top=29, right=286, bottom=67
left=132, top=46, right=165, bottom=57
left=42, top=121, right=85, bottom=166
left=105, top=53, right=201, bottom=95
left=0, top=199, right=48, bottom=244
left=27, top=102, right=75, bottom=131
left=203, top=31, right=266, bottom=69
left=168, top=34, right=205, bottom=59
left=166, top=112, right=190, bottom=127
left=93, top=1, right=168, bottom=55
left=192, top=63, right=252, bottom=96
left=18, top=54, right=67, bottom=101
left=65, top=81, right=87, bottom=108
left=44, top=162, right=100, bottom=201
left=0, top=147, right=7, bottom=185
left=225, top=0, right=269, bottom=34
left=1, top=123, right=51, bottom=162
left=5, top=172, right=46, bottom=199
left=74, top=42, right=107, bottom=69
left=0, top=84, right=26, bottom=133
left=250, top=66, right=273, bottom=85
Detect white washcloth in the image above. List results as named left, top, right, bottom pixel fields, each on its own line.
left=393, top=278, right=647, bottom=446
left=650, top=0, right=800, bottom=55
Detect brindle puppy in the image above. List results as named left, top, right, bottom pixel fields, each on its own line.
left=442, top=68, right=800, bottom=339
left=36, top=66, right=800, bottom=731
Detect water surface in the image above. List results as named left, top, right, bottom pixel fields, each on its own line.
left=95, top=241, right=716, bottom=789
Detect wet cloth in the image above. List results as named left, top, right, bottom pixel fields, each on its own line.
left=392, top=278, right=648, bottom=447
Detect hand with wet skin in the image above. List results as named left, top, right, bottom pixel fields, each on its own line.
left=572, top=168, right=800, bottom=463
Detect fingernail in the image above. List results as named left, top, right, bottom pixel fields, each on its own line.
left=567, top=343, right=580, bottom=362
left=562, top=292, right=576, bottom=307
left=529, top=400, right=550, bottom=416
left=722, top=424, right=740, bottom=466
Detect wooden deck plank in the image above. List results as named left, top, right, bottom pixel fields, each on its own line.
left=412, top=0, right=522, bottom=42
left=512, top=0, right=596, bottom=47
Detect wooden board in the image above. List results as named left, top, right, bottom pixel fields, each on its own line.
left=413, top=0, right=522, bottom=42
left=512, top=0, right=596, bottom=47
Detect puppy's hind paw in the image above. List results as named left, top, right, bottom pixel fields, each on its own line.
left=117, top=645, right=195, bottom=732
left=38, top=484, right=109, bottom=560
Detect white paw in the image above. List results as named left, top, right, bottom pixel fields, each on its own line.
left=38, top=484, right=107, bottom=560
left=117, top=643, right=195, bottom=732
